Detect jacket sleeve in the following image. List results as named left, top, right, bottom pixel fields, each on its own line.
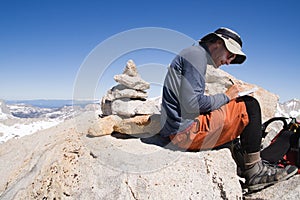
left=177, top=47, right=229, bottom=114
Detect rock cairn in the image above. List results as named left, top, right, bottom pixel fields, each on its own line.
left=89, top=60, right=161, bottom=137
left=101, top=59, right=160, bottom=117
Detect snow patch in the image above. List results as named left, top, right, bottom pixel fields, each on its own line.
left=0, top=119, right=62, bottom=143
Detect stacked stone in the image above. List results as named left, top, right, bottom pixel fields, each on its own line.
left=101, top=60, right=161, bottom=118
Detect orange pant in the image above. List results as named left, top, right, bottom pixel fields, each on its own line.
left=169, top=99, right=249, bottom=151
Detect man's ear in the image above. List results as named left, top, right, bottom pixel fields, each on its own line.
left=216, top=39, right=224, bottom=47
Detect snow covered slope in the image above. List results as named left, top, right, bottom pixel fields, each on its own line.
left=0, top=100, right=100, bottom=143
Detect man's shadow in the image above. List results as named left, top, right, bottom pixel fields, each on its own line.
left=96, top=113, right=231, bottom=152
left=110, top=131, right=231, bottom=152
left=110, top=131, right=182, bottom=151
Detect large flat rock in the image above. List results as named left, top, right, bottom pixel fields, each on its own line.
left=0, top=111, right=244, bottom=199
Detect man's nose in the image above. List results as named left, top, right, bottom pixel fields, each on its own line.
left=225, top=59, right=231, bottom=65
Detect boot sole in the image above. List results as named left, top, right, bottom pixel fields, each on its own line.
left=248, top=167, right=298, bottom=192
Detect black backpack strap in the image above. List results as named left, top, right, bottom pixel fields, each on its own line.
left=260, top=117, right=291, bottom=164
left=262, top=117, right=289, bottom=138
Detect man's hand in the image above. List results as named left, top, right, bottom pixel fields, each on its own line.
left=225, top=84, right=240, bottom=100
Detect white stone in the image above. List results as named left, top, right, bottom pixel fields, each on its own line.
left=114, top=74, right=150, bottom=91
left=122, top=59, right=138, bottom=77
left=111, top=98, right=160, bottom=117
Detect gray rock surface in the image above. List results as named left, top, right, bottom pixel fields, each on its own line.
left=1, top=111, right=299, bottom=199
left=0, top=111, right=243, bottom=199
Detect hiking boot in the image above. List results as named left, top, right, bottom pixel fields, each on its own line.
left=230, top=140, right=246, bottom=177
left=243, top=160, right=298, bottom=192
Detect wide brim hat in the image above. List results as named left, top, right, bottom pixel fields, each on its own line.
left=200, top=27, right=246, bottom=64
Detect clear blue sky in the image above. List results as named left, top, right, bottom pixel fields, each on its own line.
left=0, top=0, right=299, bottom=102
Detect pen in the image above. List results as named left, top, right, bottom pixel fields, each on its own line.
left=229, top=79, right=235, bottom=85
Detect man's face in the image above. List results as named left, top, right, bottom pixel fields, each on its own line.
left=211, top=41, right=236, bottom=68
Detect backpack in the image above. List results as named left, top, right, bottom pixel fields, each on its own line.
left=230, top=117, right=300, bottom=174
left=260, top=117, right=300, bottom=173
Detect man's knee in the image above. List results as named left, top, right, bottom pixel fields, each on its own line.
left=239, top=96, right=261, bottom=114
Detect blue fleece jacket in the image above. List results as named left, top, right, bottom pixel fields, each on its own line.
left=160, top=44, right=230, bottom=137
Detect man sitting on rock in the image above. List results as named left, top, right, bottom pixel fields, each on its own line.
left=160, top=27, right=298, bottom=192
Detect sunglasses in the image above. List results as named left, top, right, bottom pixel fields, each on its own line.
left=227, top=52, right=236, bottom=60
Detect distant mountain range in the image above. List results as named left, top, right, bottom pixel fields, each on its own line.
left=276, top=98, right=300, bottom=119
left=0, top=99, right=101, bottom=143
left=1, top=98, right=300, bottom=121
left=5, top=99, right=98, bottom=108
left=0, top=98, right=299, bottom=144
